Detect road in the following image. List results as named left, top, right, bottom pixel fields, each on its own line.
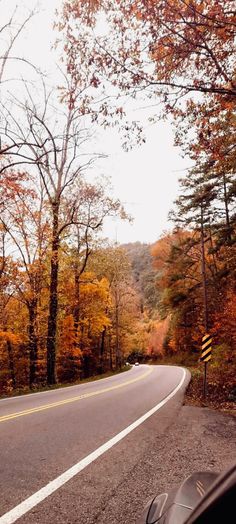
left=0, top=365, right=190, bottom=524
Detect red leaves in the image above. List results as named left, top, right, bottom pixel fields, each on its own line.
left=62, top=0, right=236, bottom=104
left=212, top=290, right=236, bottom=351
left=0, top=170, right=37, bottom=218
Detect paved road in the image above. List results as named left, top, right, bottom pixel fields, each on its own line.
left=0, top=365, right=190, bottom=524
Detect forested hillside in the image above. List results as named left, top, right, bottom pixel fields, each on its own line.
left=122, top=242, right=160, bottom=313
left=125, top=231, right=235, bottom=370
left=125, top=224, right=236, bottom=405
left=1, top=225, right=235, bottom=394
left=0, top=237, right=142, bottom=392
left=0, top=1, right=235, bottom=402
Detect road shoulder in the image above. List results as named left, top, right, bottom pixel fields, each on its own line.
left=96, top=405, right=236, bottom=524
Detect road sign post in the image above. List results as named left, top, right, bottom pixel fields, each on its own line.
left=200, top=333, right=212, bottom=398
left=204, top=362, right=207, bottom=398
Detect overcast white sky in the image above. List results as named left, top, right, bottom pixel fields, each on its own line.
left=2, top=0, right=190, bottom=244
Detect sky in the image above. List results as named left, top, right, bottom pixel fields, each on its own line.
left=1, top=0, right=190, bottom=245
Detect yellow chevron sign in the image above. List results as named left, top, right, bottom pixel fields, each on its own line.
left=200, top=333, right=212, bottom=362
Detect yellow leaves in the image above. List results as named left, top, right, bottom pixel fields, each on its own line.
left=58, top=314, right=82, bottom=381
left=79, top=273, right=111, bottom=335
left=79, top=273, right=108, bottom=304
left=60, top=315, right=77, bottom=351
left=82, top=312, right=111, bottom=337
left=59, top=270, right=111, bottom=349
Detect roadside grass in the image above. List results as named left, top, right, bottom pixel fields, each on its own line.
left=0, top=365, right=131, bottom=400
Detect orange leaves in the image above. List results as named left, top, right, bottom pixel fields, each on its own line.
left=213, top=291, right=236, bottom=349
left=60, top=315, right=78, bottom=353
left=62, top=0, right=102, bottom=27
left=0, top=170, right=31, bottom=207
left=151, top=230, right=189, bottom=272
left=61, top=0, right=236, bottom=120
left=146, top=317, right=169, bottom=357
left=0, top=331, right=22, bottom=346
left=58, top=315, right=82, bottom=382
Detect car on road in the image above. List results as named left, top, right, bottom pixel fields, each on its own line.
left=134, top=362, right=139, bottom=366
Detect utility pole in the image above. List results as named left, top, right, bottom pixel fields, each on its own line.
left=200, top=203, right=209, bottom=398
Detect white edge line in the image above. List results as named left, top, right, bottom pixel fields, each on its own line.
left=0, top=368, right=187, bottom=524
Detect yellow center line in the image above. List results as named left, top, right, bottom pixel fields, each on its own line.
left=0, top=368, right=152, bottom=423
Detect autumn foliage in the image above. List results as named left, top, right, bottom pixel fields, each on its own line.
left=0, top=0, right=235, bottom=397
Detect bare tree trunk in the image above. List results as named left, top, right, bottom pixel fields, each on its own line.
left=83, top=354, right=90, bottom=378
left=73, top=230, right=91, bottom=349
left=109, top=333, right=113, bottom=371
left=200, top=205, right=209, bottom=332
left=73, top=270, right=80, bottom=342
left=208, top=221, right=219, bottom=276
left=46, top=202, right=59, bottom=385
left=222, top=171, right=231, bottom=243
left=99, top=326, right=106, bottom=373
left=6, top=339, right=16, bottom=389
left=200, top=205, right=209, bottom=399
left=28, top=300, right=38, bottom=387
left=115, top=300, right=121, bottom=369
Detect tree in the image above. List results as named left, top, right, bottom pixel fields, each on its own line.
left=0, top=80, right=124, bottom=384
left=59, top=0, right=236, bottom=168
left=0, top=256, right=28, bottom=392
left=92, top=245, right=139, bottom=369
left=213, top=290, right=236, bottom=358
left=173, top=98, right=236, bottom=235
left=1, top=178, right=49, bottom=386
left=0, top=2, right=36, bottom=85
left=172, top=168, right=222, bottom=331
left=57, top=314, right=81, bottom=382
left=68, top=182, right=122, bottom=349
left=150, top=156, right=235, bottom=359
left=0, top=87, right=87, bottom=385
left=61, top=1, right=236, bottom=107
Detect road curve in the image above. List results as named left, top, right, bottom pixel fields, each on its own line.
left=0, top=365, right=190, bottom=524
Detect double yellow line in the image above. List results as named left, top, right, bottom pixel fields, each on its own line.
left=0, top=368, right=152, bottom=424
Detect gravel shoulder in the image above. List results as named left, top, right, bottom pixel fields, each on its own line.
left=95, top=405, right=236, bottom=524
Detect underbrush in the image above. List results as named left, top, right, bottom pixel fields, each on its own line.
left=147, top=348, right=236, bottom=413
left=148, top=351, right=198, bottom=368
left=185, top=363, right=236, bottom=412
left=0, top=366, right=130, bottom=399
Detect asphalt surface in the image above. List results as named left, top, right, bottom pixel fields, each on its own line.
left=0, top=365, right=190, bottom=523
left=99, top=405, right=236, bottom=524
